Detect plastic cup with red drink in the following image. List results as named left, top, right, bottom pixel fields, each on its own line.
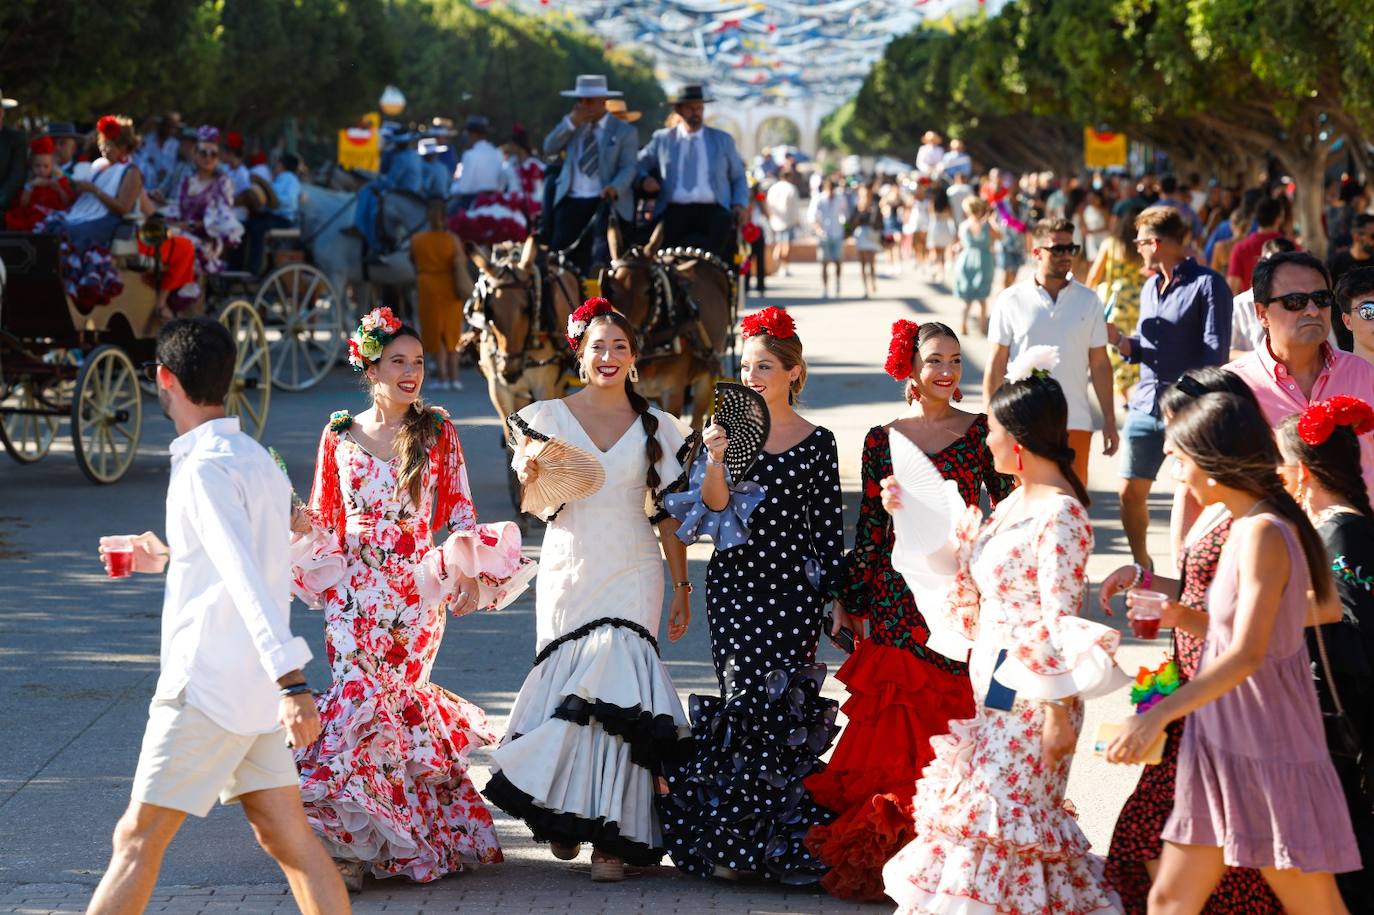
left=103, top=536, right=135, bottom=579
left=1128, top=589, right=1168, bottom=639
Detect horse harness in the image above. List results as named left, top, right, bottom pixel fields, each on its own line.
left=602, top=245, right=735, bottom=362
left=465, top=257, right=563, bottom=376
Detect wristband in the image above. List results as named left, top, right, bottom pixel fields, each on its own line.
left=279, top=683, right=312, bottom=698
left=1140, top=566, right=1154, bottom=590
left=673, top=580, right=693, bottom=593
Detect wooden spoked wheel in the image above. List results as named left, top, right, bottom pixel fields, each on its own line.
left=257, top=263, right=343, bottom=391
left=71, top=345, right=143, bottom=484
left=0, top=377, right=61, bottom=463
left=218, top=299, right=271, bottom=439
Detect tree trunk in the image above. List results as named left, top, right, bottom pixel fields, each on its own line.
left=1277, top=149, right=1331, bottom=260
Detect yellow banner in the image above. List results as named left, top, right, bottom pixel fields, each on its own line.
left=1084, top=128, right=1127, bottom=169
left=338, top=112, right=381, bottom=171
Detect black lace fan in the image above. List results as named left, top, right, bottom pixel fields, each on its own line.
left=711, top=382, right=770, bottom=483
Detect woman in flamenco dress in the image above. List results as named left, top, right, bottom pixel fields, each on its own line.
left=804, top=319, right=1013, bottom=901
left=659, top=306, right=846, bottom=885
left=881, top=346, right=1128, bottom=915
left=289, top=307, right=534, bottom=891
left=485, top=299, right=694, bottom=883
left=1098, top=368, right=1280, bottom=914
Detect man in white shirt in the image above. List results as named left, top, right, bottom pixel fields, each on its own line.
left=452, top=115, right=503, bottom=209
left=766, top=170, right=802, bottom=276
left=915, top=130, right=945, bottom=178
left=88, top=318, right=348, bottom=915
left=986, top=218, right=1119, bottom=485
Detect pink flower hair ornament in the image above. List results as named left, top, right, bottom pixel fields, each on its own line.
left=347, top=306, right=404, bottom=370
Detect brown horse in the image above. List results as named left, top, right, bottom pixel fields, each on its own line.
left=598, top=224, right=723, bottom=432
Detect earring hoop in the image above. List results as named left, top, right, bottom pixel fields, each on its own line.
left=629, top=364, right=640, bottom=383
left=578, top=362, right=589, bottom=383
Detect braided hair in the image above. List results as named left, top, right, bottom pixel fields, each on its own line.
left=577, top=311, right=662, bottom=495
left=1276, top=414, right=1374, bottom=520
left=989, top=371, right=1091, bottom=507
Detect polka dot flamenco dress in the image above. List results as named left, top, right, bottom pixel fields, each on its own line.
left=661, top=426, right=846, bottom=884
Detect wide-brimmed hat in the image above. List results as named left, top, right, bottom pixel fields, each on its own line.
left=389, top=130, right=422, bottom=145
left=0, top=89, right=17, bottom=110
left=464, top=115, right=490, bottom=133
left=45, top=121, right=81, bottom=139
left=605, top=99, right=641, bottom=124
left=430, top=117, right=457, bottom=137
left=560, top=74, right=622, bottom=98
left=418, top=137, right=449, bottom=156
left=670, top=84, right=713, bottom=105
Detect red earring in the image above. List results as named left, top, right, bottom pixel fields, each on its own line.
left=953, top=386, right=963, bottom=402
left=1014, top=444, right=1023, bottom=472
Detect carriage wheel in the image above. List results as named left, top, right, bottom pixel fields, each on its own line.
left=258, top=263, right=343, bottom=391
left=0, top=380, right=61, bottom=463
left=71, top=345, right=143, bottom=484
left=219, top=299, right=271, bottom=440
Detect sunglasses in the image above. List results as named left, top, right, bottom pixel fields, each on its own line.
left=140, top=361, right=160, bottom=382
left=1133, top=236, right=1159, bottom=248
left=195, top=146, right=219, bottom=158
left=1265, top=290, right=1335, bottom=312
left=1039, top=243, right=1081, bottom=257
left=1356, top=301, right=1374, bottom=321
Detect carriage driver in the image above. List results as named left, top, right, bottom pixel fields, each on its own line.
left=345, top=128, right=424, bottom=257
left=543, top=74, right=639, bottom=275
left=637, top=84, right=749, bottom=265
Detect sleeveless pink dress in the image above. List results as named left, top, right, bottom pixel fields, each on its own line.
left=1163, top=513, right=1360, bottom=873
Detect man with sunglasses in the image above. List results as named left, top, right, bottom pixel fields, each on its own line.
left=1228, top=251, right=1374, bottom=493
left=1328, top=214, right=1374, bottom=351
left=987, top=217, right=1119, bottom=485
left=1336, top=267, right=1374, bottom=368
left=1105, top=206, right=1233, bottom=568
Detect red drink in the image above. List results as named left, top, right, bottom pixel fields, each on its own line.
left=1131, top=616, right=1161, bottom=639
left=1128, top=588, right=1167, bottom=640
left=104, top=535, right=134, bottom=579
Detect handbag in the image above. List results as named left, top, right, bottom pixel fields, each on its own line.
left=1309, top=620, right=1374, bottom=795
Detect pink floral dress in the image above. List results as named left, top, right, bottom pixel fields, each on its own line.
left=883, top=490, right=1127, bottom=915
left=290, top=408, right=533, bottom=882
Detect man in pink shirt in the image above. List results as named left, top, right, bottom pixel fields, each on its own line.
left=1227, top=250, right=1374, bottom=492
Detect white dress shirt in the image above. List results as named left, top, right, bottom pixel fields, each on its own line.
left=670, top=125, right=716, bottom=205
left=154, top=417, right=311, bottom=735
left=566, top=114, right=609, bottom=199
left=454, top=139, right=503, bottom=195
left=989, top=277, right=1109, bottom=431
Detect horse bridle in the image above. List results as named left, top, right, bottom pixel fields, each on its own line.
left=601, top=246, right=675, bottom=336
left=467, top=257, right=562, bottom=377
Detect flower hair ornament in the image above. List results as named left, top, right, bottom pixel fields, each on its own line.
left=196, top=125, right=220, bottom=145
left=566, top=297, right=616, bottom=349
left=347, top=306, right=403, bottom=370
left=740, top=306, right=796, bottom=340
left=884, top=320, right=921, bottom=381
left=96, top=115, right=123, bottom=141
left=1297, top=395, right=1374, bottom=447
left=1004, top=345, right=1060, bottom=384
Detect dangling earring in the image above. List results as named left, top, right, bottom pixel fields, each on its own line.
left=1205, top=477, right=1217, bottom=487
left=629, top=364, right=640, bottom=383
left=1300, top=483, right=1313, bottom=515
left=953, top=386, right=963, bottom=402
left=578, top=362, right=589, bottom=383
left=1014, top=444, right=1023, bottom=472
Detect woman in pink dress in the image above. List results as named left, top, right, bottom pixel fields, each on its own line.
left=290, top=307, right=533, bottom=891
left=880, top=346, right=1127, bottom=915
left=1109, top=391, right=1359, bottom=914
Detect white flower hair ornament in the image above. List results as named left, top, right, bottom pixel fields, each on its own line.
left=1004, top=345, right=1061, bottom=384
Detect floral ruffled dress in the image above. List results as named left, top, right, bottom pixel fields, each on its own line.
left=290, top=408, right=533, bottom=882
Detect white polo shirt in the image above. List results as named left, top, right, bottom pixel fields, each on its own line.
left=989, top=276, right=1108, bottom=431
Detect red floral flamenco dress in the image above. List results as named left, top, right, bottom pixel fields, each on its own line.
left=289, top=407, right=535, bottom=882
left=803, top=419, right=1014, bottom=900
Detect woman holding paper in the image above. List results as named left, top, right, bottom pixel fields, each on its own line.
left=880, top=345, right=1127, bottom=915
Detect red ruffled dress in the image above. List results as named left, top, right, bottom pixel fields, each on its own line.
left=804, top=419, right=1013, bottom=900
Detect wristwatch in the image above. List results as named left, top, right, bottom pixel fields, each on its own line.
left=673, top=580, right=694, bottom=593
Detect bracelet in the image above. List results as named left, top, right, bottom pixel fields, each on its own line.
left=673, top=580, right=693, bottom=593
left=1042, top=697, right=1075, bottom=710
left=279, top=683, right=312, bottom=697
left=1140, top=566, right=1154, bottom=590
left=1126, top=563, right=1144, bottom=591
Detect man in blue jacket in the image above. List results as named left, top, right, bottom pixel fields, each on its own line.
left=637, top=85, right=748, bottom=263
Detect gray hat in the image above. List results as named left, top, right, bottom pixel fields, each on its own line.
left=45, top=121, right=82, bottom=139
left=559, top=74, right=622, bottom=99
left=1, top=89, right=17, bottom=110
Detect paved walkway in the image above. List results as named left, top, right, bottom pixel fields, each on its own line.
left=0, top=261, right=1175, bottom=913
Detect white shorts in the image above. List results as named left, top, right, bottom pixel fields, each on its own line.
left=131, top=693, right=297, bottom=817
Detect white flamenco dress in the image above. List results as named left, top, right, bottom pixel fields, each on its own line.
left=880, top=433, right=1128, bottom=914
left=484, top=399, right=693, bottom=865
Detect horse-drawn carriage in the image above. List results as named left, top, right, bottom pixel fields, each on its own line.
left=0, top=229, right=273, bottom=483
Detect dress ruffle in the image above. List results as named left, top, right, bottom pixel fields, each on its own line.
left=804, top=640, right=975, bottom=900
left=296, top=672, right=502, bottom=882
left=660, top=663, right=839, bottom=884
left=995, top=614, right=1131, bottom=701
left=662, top=452, right=767, bottom=549
left=487, top=619, right=690, bottom=863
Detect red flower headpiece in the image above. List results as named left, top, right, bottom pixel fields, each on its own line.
left=740, top=306, right=795, bottom=340
left=884, top=319, right=921, bottom=381
left=96, top=115, right=123, bottom=140
left=567, top=297, right=616, bottom=348
left=224, top=130, right=244, bottom=152
left=30, top=135, right=55, bottom=156
left=248, top=151, right=268, bottom=167
left=1298, top=395, right=1374, bottom=447
left=741, top=222, right=762, bottom=244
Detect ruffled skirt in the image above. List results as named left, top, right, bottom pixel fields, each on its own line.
left=486, top=618, right=690, bottom=865
left=804, top=640, right=975, bottom=900
left=882, top=700, right=1119, bottom=915
left=660, top=663, right=839, bottom=883
left=296, top=670, right=502, bottom=882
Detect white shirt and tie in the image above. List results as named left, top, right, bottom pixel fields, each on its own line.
left=566, top=113, right=610, bottom=199
left=154, top=417, right=312, bottom=736
left=671, top=124, right=715, bottom=205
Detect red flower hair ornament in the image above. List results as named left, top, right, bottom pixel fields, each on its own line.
left=1298, top=395, right=1374, bottom=447
left=566, top=297, right=616, bottom=348
left=884, top=319, right=921, bottom=381
left=30, top=136, right=55, bottom=156
left=740, top=306, right=795, bottom=340
left=96, top=116, right=123, bottom=141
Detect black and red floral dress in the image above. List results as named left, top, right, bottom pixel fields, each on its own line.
left=1104, top=511, right=1281, bottom=913
left=803, top=416, right=1013, bottom=901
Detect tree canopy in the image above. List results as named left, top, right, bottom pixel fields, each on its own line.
left=0, top=0, right=665, bottom=143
